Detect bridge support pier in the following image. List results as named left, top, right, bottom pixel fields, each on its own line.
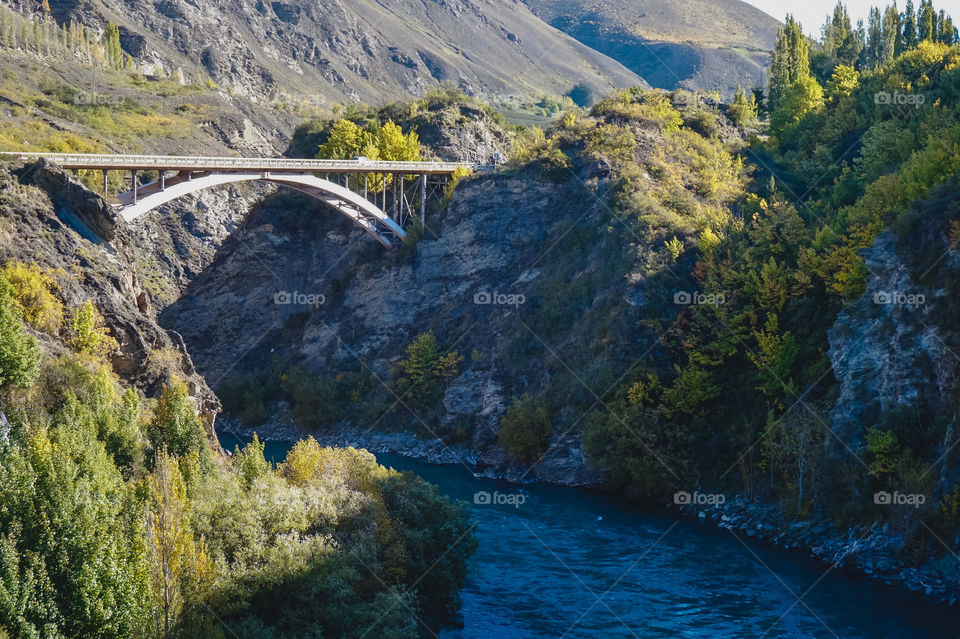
left=420, top=173, right=427, bottom=224
left=103, top=170, right=108, bottom=196
left=131, top=170, right=138, bottom=204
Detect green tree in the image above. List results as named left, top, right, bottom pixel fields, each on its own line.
left=0, top=428, right=150, bottom=638
left=233, top=433, right=271, bottom=488
left=498, top=394, right=552, bottom=462
left=883, top=4, right=902, bottom=61
left=102, top=22, right=122, bottom=68
left=397, top=332, right=462, bottom=404
left=68, top=300, right=118, bottom=361
left=0, top=273, right=40, bottom=390
left=728, top=85, right=759, bottom=126
left=902, top=0, right=918, bottom=50
left=865, top=7, right=884, bottom=69
left=918, top=0, right=936, bottom=41
left=769, top=15, right=811, bottom=112
left=146, top=379, right=210, bottom=470
left=770, top=75, right=825, bottom=135
left=316, top=118, right=370, bottom=159
left=146, top=449, right=214, bottom=638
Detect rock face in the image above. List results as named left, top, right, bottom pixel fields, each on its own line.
left=410, top=105, right=511, bottom=164
left=827, top=232, right=958, bottom=449
left=0, top=160, right=222, bottom=438
left=159, top=162, right=624, bottom=486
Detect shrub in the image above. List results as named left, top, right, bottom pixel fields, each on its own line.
left=146, top=378, right=210, bottom=470
left=498, top=394, right=552, bottom=462
left=397, top=332, right=462, bottom=406
left=1, top=261, right=63, bottom=334
left=0, top=273, right=40, bottom=390
left=68, top=300, right=118, bottom=361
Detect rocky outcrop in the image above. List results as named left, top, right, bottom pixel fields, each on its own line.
left=0, top=160, right=221, bottom=439
left=411, top=105, right=511, bottom=164
left=827, top=232, right=958, bottom=449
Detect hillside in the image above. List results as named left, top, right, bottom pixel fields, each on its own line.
left=4, top=0, right=643, bottom=107
left=523, top=0, right=781, bottom=96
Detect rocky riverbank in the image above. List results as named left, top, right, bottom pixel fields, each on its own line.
left=671, top=495, right=960, bottom=607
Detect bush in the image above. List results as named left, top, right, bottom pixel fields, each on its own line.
left=498, top=395, right=552, bottom=462
left=146, top=378, right=210, bottom=470
left=1, top=261, right=63, bottom=334
left=0, top=273, right=40, bottom=390
left=68, top=300, right=118, bottom=361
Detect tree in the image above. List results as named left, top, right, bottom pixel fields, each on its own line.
left=397, top=332, right=462, bottom=405
left=939, top=10, right=956, bottom=43
left=567, top=82, right=595, bottom=108
left=146, top=379, right=210, bottom=469
left=317, top=118, right=370, bottom=159
left=233, top=432, right=271, bottom=488
left=498, top=394, right=552, bottom=462
left=146, top=450, right=214, bottom=638
left=770, top=75, right=825, bottom=135
left=728, top=85, right=759, bottom=126
left=0, top=428, right=151, bottom=637
left=68, top=300, right=118, bottom=361
left=2, top=261, right=63, bottom=334
left=768, top=15, right=811, bottom=112
left=902, top=0, right=918, bottom=51
left=826, top=64, right=860, bottom=102
left=918, top=0, right=936, bottom=41
left=821, top=2, right=862, bottom=69
left=883, top=4, right=902, bottom=62
left=865, top=7, right=883, bottom=69
left=376, top=120, right=420, bottom=162
left=0, top=273, right=39, bottom=390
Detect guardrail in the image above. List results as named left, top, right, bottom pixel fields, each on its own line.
left=0, top=152, right=481, bottom=174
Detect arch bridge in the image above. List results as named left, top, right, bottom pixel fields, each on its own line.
left=2, top=152, right=481, bottom=248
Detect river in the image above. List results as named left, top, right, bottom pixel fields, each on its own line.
left=219, top=434, right=960, bottom=638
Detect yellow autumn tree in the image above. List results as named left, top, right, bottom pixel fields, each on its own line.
left=146, top=449, right=215, bottom=638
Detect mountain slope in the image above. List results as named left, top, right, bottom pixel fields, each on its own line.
left=8, top=0, right=644, bottom=106
left=523, top=0, right=781, bottom=96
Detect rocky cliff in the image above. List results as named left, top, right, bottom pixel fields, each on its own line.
left=0, top=159, right=222, bottom=434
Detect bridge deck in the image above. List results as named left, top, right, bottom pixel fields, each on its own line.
left=0, top=152, right=477, bottom=174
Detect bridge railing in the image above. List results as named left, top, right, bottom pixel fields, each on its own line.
left=0, top=152, right=481, bottom=174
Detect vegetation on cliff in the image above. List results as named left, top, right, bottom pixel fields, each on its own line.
left=0, top=266, right=475, bottom=638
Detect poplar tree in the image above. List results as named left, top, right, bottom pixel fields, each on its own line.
left=768, top=15, right=810, bottom=113
left=902, top=0, right=918, bottom=50
left=883, top=4, right=901, bottom=61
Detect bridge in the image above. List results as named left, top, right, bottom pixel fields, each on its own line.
left=2, top=152, right=480, bottom=248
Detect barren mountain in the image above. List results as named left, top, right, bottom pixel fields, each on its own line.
left=523, top=0, right=781, bottom=95
left=7, top=0, right=645, bottom=106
